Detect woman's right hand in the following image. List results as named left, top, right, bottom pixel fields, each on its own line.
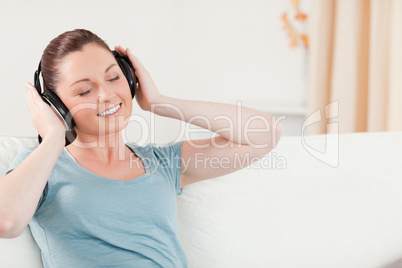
left=26, top=82, right=66, bottom=146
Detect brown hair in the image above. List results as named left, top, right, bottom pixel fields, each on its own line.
left=41, top=29, right=110, bottom=93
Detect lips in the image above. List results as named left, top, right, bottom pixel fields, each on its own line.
left=97, top=103, right=122, bottom=116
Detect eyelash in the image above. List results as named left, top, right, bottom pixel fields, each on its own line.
left=78, top=90, right=91, bottom=96
left=109, top=76, right=120, bottom=82
left=78, top=76, right=120, bottom=96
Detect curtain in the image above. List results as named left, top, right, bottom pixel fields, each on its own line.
left=305, top=0, right=402, bottom=135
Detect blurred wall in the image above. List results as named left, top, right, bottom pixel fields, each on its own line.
left=0, top=0, right=309, bottom=143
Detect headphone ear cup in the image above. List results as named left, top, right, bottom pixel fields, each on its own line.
left=34, top=70, right=42, bottom=94
left=34, top=61, right=76, bottom=146
left=113, top=51, right=137, bottom=99
left=41, top=90, right=77, bottom=146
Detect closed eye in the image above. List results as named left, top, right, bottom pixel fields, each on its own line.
left=108, top=76, right=120, bottom=82
left=77, top=76, right=119, bottom=96
left=78, top=89, right=91, bottom=96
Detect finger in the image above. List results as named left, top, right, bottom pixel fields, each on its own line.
left=26, top=82, right=37, bottom=102
left=113, top=45, right=121, bottom=54
left=126, top=48, right=145, bottom=70
left=114, top=45, right=126, bottom=56
left=26, top=83, right=33, bottom=105
left=26, top=82, right=33, bottom=92
left=114, top=45, right=121, bottom=54
left=26, top=83, right=36, bottom=115
left=26, top=82, right=44, bottom=105
left=26, top=83, right=36, bottom=102
left=26, top=82, right=40, bottom=98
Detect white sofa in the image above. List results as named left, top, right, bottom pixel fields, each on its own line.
left=1, top=131, right=402, bottom=268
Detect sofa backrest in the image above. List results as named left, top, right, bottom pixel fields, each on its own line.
left=1, top=132, right=402, bottom=268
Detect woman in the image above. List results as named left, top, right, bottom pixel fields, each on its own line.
left=0, top=29, right=282, bottom=267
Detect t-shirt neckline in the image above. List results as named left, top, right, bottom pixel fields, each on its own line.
left=62, top=143, right=151, bottom=185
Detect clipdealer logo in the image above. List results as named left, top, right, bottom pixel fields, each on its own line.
left=301, top=100, right=339, bottom=168
left=129, top=151, right=287, bottom=173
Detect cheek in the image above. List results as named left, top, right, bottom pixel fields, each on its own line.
left=118, top=78, right=132, bottom=96
left=65, top=101, right=99, bottom=129
left=116, top=80, right=133, bottom=109
left=122, top=95, right=133, bottom=121
left=68, top=101, right=98, bottom=117
left=73, top=109, right=98, bottom=128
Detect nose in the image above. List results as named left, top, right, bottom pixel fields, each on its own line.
left=97, top=83, right=116, bottom=103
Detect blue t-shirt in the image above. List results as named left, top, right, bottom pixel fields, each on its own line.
left=5, top=141, right=188, bottom=268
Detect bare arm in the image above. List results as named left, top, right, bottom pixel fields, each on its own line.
left=115, top=46, right=282, bottom=188
left=0, top=82, right=66, bottom=238
left=152, top=95, right=282, bottom=187
left=0, top=135, right=64, bottom=238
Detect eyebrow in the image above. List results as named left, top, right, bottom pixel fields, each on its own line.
left=69, top=63, right=118, bottom=88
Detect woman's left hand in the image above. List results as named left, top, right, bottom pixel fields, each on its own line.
left=114, top=45, right=163, bottom=112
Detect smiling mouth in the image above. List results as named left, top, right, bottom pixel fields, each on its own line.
left=97, top=103, right=122, bottom=116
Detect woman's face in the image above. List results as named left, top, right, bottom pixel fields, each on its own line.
left=56, top=43, right=132, bottom=141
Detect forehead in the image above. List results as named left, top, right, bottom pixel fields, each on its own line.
left=59, top=44, right=115, bottom=80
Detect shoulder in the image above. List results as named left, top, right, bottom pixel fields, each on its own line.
left=11, top=146, right=37, bottom=160
left=17, top=146, right=36, bottom=154
left=126, top=141, right=184, bottom=156
left=125, top=141, right=184, bottom=170
left=4, top=146, right=37, bottom=175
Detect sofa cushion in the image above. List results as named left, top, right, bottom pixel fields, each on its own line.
left=176, top=131, right=402, bottom=268
left=0, top=135, right=43, bottom=268
left=0, top=135, right=38, bottom=176
left=2, top=132, right=402, bottom=268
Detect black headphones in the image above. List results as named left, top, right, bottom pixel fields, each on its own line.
left=34, top=50, right=138, bottom=146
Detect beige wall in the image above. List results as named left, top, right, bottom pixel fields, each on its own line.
left=0, top=0, right=309, bottom=141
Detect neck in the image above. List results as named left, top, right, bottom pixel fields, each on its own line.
left=66, top=131, right=129, bottom=164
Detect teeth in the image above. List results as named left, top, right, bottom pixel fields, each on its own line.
left=98, top=104, right=120, bottom=116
